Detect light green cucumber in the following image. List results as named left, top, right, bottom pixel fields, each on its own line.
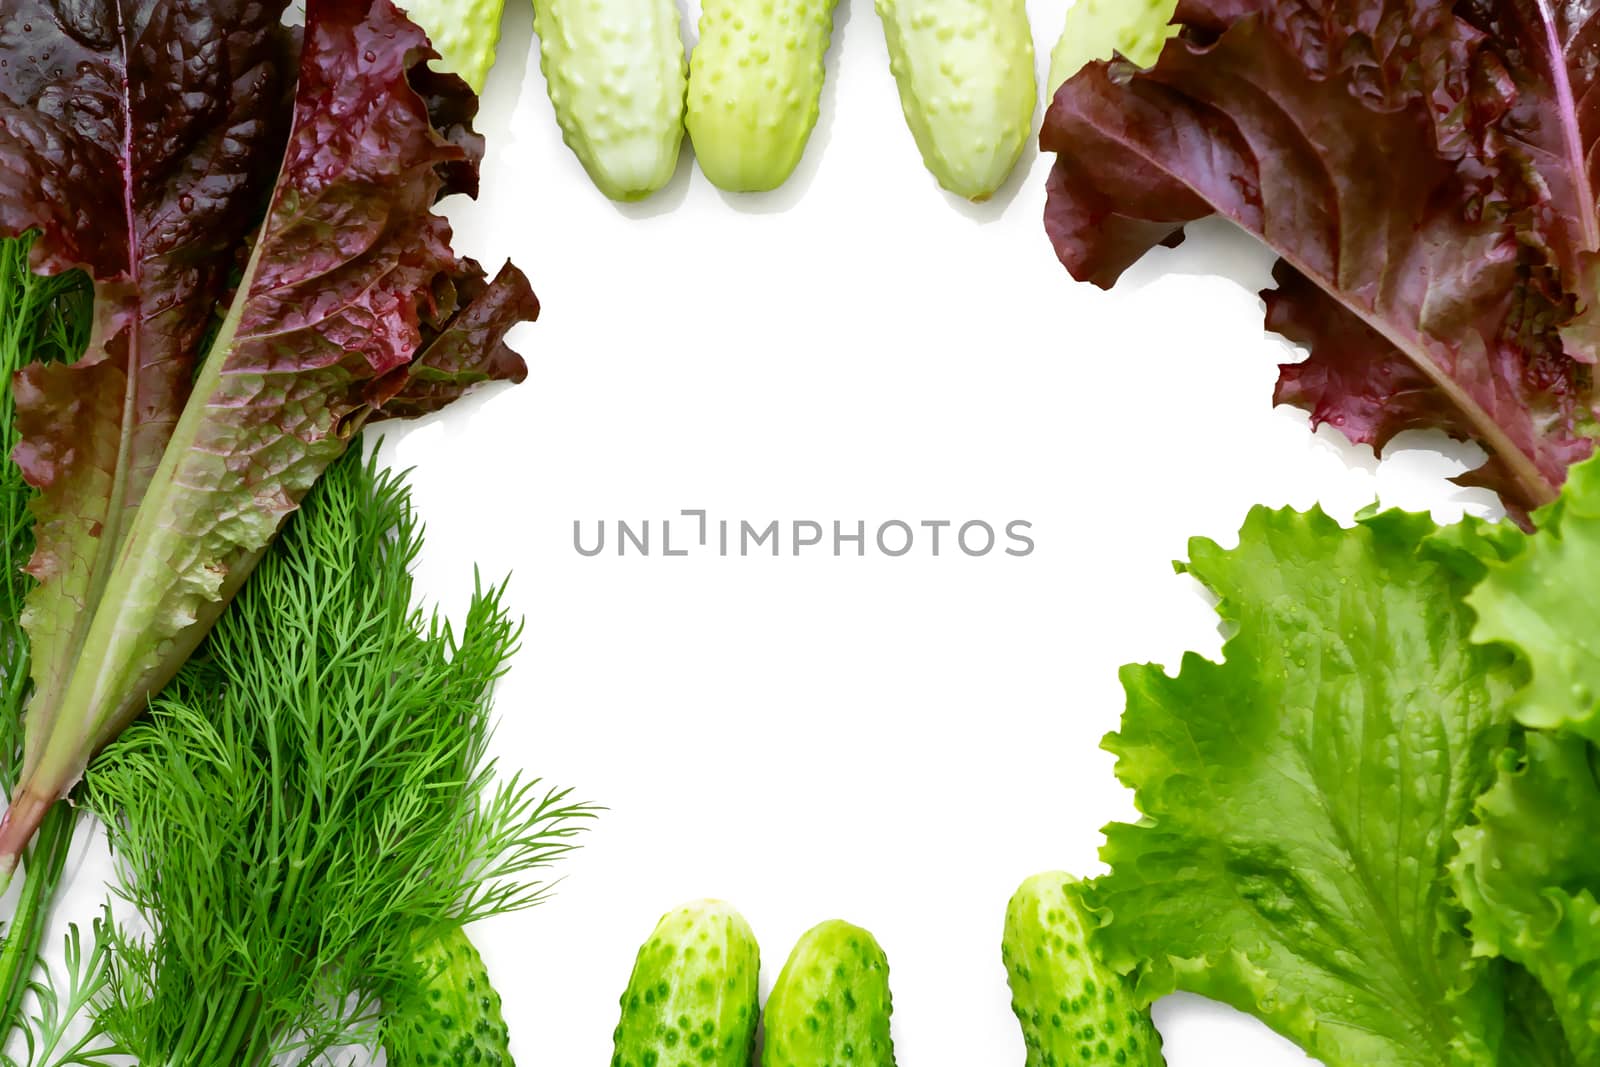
left=405, top=0, right=507, bottom=92
left=762, top=920, right=896, bottom=1067
left=1048, top=0, right=1179, bottom=92
left=612, top=900, right=761, bottom=1067
left=532, top=0, right=687, bottom=201
left=1002, top=872, right=1165, bottom=1067
left=874, top=0, right=1036, bottom=201
left=384, top=924, right=514, bottom=1066
left=685, top=0, right=839, bottom=192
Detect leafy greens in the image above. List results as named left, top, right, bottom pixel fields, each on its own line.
left=86, top=446, right=590, bottom=1065
left=1040, top=0, right=1600, bottom=516
left=0, top=238, right=121, bottom=1066
left=0, top=0, right=537, bottom=875
left=1453, top=734, right=1600, bottom=1062
left=1093, top=507, right=1519, bottom=1065
left=1095, top=460, right=1600, bottom=1063
left=1045, top=7, right=1600, bottom=1056
left=1449, top=456, right=1600, bottom=1059
left=1466, top=455, right=1600, bottom=743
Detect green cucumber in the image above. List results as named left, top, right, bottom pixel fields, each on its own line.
left=874, top=0, right=1036, bottom=201
left=404, top=0, right=507, bottom=92
left=685, top=0, right=839, bottom=191
left=762, top=920, right=896, bottom=1067
left=532, top=0, right=688, bottom=201
left=1047, top=0, right=1179, bottom=92
left=1002, top=872, right=1165, bottom=1067
left=612, top=900, right=761, bottom=1067
left=384, top=924, right=514, bottom=1066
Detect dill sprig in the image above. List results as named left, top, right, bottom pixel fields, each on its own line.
left=8, top=918, right=119, bottom=1067
left=86, top=447, right=593, bottom=1065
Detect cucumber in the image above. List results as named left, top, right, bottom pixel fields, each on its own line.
left=383, top=924, right=514, bottom=1067
left=685, top=0, right=839, bottom=191
left=874, top=0, right=1036, bottom=201
left=1047, top=0, right=1179, bottom=92
left=1002, top=872, right=1165, bottom=1067
left=762, top=920, right=896, bottom=1067
left=532, top=0, right=687, bottom=201
left=612, top=900, right=761, bottom=1067
left=404, top=0, right=507, bottom=92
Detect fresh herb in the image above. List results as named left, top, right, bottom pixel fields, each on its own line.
left=0, top=230, right=567, bottom=1065
left=0, top=0, right=537, bottom=877
left=87, top=446, right=591, bottom=1065
left=1041, top=0, right=1600, bottom=515
left=4, top=919, right=120, bottom=1067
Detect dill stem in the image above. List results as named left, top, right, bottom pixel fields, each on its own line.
left=0, top=800, right=74, bottom=1040
left=193, top=986, right=261, bottom=1067
left=241, top=1012, right=276, bottom=1067
left=166, top=988, right=215, bottom=1064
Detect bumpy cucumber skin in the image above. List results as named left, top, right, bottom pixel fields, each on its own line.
left=384, top=924, right=514, bottom=1067
left=874, top=0, right=1036, bottom=201
left=1002, top=872, right=1165, bottom=1067
left=404, top=0, right=507, bottom=92
left=532, top=0, right=687, bottom=201
left=1047, top=0, right=1179, bottom=92
left=686, top=0, right=839, bottom=192
left=612, top=900, right=761, bottom=1067
left=762, top=920, right=896, bottom=1067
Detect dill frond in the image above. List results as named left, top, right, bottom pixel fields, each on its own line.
left=87, top=445, right=593, bottom=1066
left=7, top=918, right=120, bottom=1067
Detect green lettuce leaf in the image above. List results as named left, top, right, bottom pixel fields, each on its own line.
left=1502, top=961, right=1581, bottom=1067
left=1092, top=507, right=1520, bottom=1065
left=1451, top=454, right=1600, bottom=1060
left=1453, top=734, right=1600, bottom=1062
left=1467, top=457, right=1600, bottom=741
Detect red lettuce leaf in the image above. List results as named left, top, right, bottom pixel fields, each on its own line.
left=374, top=260, right=537, bottom=418
left=0, top=0, right=534, bottom=867
left=1457, top=2, right=1600, bottom=276
left=0, top=1, right=299, bottom=773
left=1041, top=0, right=1600, bottom=513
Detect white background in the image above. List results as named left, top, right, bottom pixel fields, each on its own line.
left=52, top=1, right=1502, bottom=1063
